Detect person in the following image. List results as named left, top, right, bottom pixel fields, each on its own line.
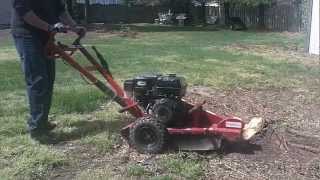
left=11, top=0, right=86, bottom=137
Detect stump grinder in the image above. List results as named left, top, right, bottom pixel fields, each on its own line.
left=46, top=32, right=264, bottom=154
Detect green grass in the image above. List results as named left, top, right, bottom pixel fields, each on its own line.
left=126, top=164, right=150, bottom=177
left=0, top=136, right=66, bottom=179
left=52, top=86, right=105, bottom=114
left=0, top=25, right=319, bottom=179
left=158, top=153, right=205, bottom=180
left=124, top=153, right=205, bottom=179
left=75, top=167, right=114, bottom=180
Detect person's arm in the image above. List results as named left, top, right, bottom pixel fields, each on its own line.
left=58, top=0, right=86, bottom=36
left=23, top=12, right=51, bottom=32
left=59, top=11, right=77, bottom=29
left=13, top=0, right=50, bottom=32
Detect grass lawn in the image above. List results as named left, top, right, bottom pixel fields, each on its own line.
left=0, top=25, right=319, bottom=179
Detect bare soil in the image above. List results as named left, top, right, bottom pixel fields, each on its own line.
left=223, top=43, right=320, bottom=67
left=185, top=86, right=320, bottom=179
left=49, top=86, right=320, bottom=180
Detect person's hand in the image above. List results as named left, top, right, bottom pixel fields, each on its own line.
left=48, top=23, right=68, bottom=33
left=71, top=26, right=87, bottom=37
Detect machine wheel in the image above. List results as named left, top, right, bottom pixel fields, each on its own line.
left=152, top=98, right=176, bottom=124
left=129, top=116, right=167, bottom=154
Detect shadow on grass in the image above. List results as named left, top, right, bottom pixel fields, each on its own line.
left=220, top=141, right=262, bottom=155
left=93, top=24, right=220, bottom=33
left=36, top=119, right=129, bottom=145
left=129, top=25, right=220, bottom=32
left=161, top=137, right=262, bottom=156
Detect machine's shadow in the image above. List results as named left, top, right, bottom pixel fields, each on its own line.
left=166, top=139, right=262, bottom=156
left=34, top=119, right=262, bottom=156
left=33, top=119, right=128, bottom=145
left=220, top=141, right=262, bottom=155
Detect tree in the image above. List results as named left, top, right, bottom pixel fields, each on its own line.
left=196, top=0, right=209, bottom=25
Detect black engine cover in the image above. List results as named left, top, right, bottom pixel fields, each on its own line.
left=123, top=73, right=187, bottom=108
left=156, top=74, right=187, bottom=98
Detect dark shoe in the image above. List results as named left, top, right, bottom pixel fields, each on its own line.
left=29, top=128, right=47, bottom=138
left=29, top=128, right=57, bottom=144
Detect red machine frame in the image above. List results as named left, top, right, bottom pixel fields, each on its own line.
left=46, top=33, right=246, bottom=146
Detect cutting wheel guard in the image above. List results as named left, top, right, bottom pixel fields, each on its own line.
left=46, top=32, right=264, bottom=153
left=121, top=99, right=264, bottom=144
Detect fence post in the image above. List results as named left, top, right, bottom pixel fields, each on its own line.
left=224, top=2, right=230, bottom=25
left=305, top=0, right=313, bottom=52
left=84, top=0, right=89, bottom=24
left=258, top=4, right=265, bottom=29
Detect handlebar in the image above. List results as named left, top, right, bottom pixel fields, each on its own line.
left=48, top=23, right=86, bottom=46
left=49, top=32, right=85, bottom=46
left=72, top=34, right=84, bottom=46
left=45, top=31, right=84, bottom=59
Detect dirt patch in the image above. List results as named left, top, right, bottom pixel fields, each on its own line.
left=48, top=86, right=320, bottom=179
left=87, top=24, right=140, bottom=39
left=187, top=86, right=320, bottom=133
left=185, top=86, right=320, bottom=179
left=223, top=43, right=319, bottom=67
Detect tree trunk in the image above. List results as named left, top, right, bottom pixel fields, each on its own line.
left=201, top=2, right=206, bottom=25
left=66, top=0, right=73, bottom=15
left=258, top=4, right=265, bottom=29
left=84, top=0, right=89, bottom=24
left=224, top=2, right=230, bottom=25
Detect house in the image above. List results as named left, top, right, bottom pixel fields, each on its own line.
left=309, top=0, right=319, bottom=55
left=76, top=0, right=122, bottom=5
left=0, top=0, right=11, bottom=25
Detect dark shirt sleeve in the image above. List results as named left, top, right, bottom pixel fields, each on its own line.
left=13, top=0, right=31, bottom=17
left=57, top=0, right=66, bottom=15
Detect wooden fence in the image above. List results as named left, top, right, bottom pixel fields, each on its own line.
left=209, top=4, right=303, bottom=32
left=76, top=3, right=303, bottom=32
left=76, top=4, right=169, bottom=23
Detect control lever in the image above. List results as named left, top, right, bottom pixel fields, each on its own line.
left=188, top=100, right=206, bottom=114
left=92, top=46, right=113, bottom=78
left=72, top=28, right=86, bottom=45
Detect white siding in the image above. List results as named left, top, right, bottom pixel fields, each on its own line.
left=309, top=0, right=319, bottom=55
left=77, top=0, right=123, bottom=5
left=0, top=0, right=11, bottom=25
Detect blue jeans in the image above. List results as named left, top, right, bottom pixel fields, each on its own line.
left=13, top=34, right=55, bottom=131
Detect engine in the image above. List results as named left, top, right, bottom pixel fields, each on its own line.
left=124, top=73, right=187, bottom=124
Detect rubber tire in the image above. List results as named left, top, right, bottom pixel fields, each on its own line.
left=152, top=98, right=176, bottom=124
left=129, top=116, right=167, bottom=154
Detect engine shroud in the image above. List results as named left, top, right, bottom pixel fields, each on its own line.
left=124, top=74, right=187, bottom=108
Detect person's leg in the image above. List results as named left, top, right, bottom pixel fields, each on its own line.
left=13, top=34, right=26, bottom=73
left=13, top=34, right=54, bottom=132
left=43, top=55, right=56, bottom=128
